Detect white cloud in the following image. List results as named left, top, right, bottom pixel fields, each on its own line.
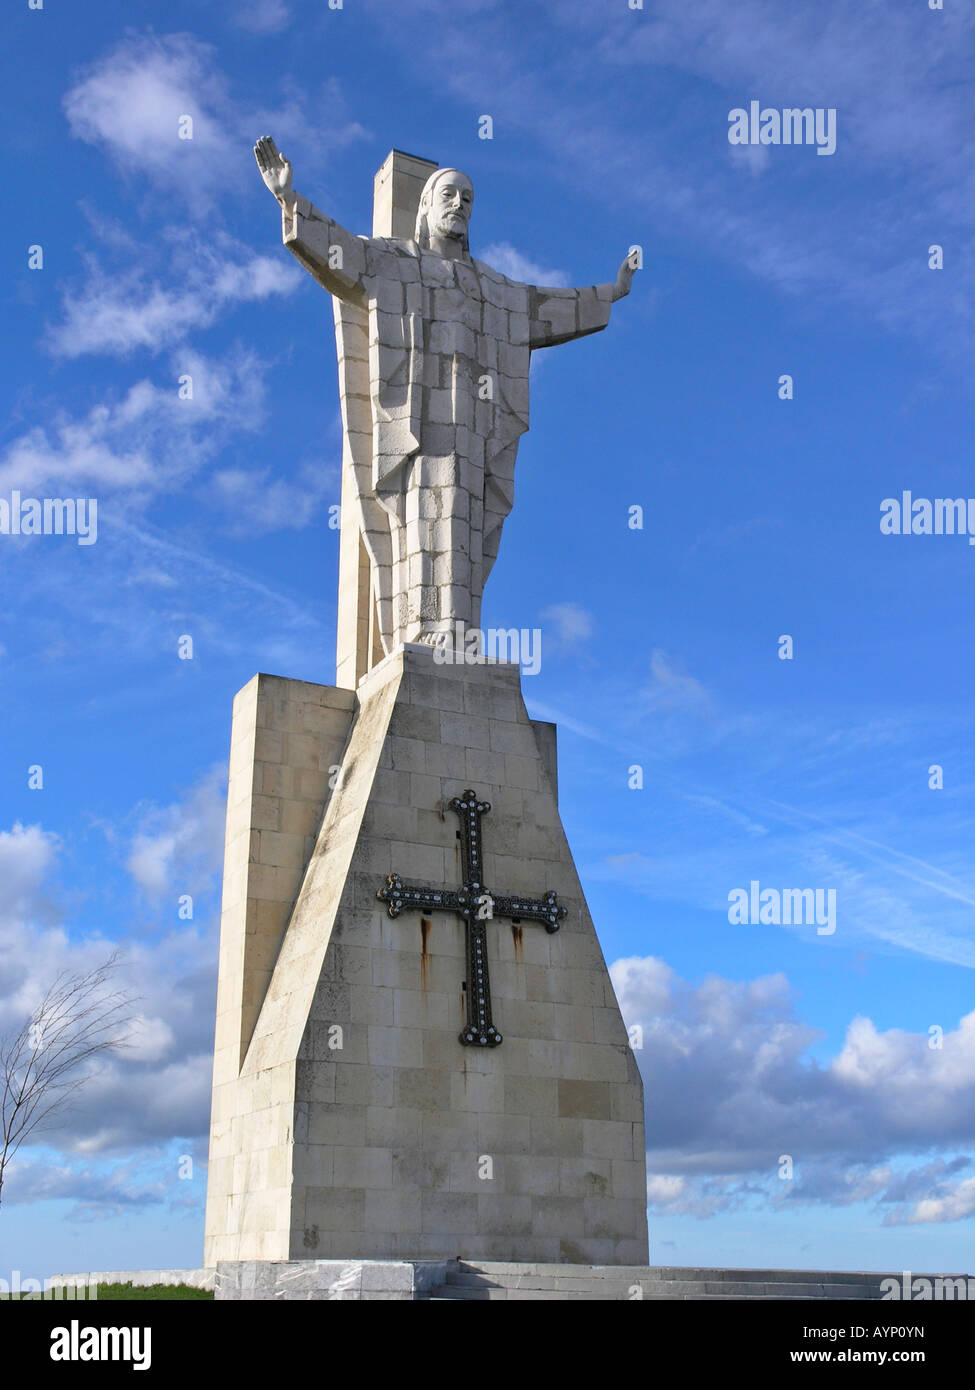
left=612, top=955, right=975, bottom=1222
left=901, top=1177, right=975, bottom=1225
left=0, top=788, right=223, bottom=1193
left=210, top=459, right=335, bottom=534
left=0, top=349, right=266, bottom=499
left=831, top=1012, right=975, bottom=1126
left=63, top=34, right=368, bottom=208
left=541, top=601, right=594, bottom=645
left=480, top=242, right=570, bottom=287
left=127, top=765, right=227, bottom=898
left=647, top=649, right=711, bottom=714
left=4, top=1156, right=169, bottom=1212
left=64, top=34, right=237, bottom=197
left=0, top=823, right=57, bottom=919
left=67, top=1052, right=215, bottom=1156
left=646, top=1173, right=686, bottom=1204
left=0, top=825, right=71, bottom=1031
left=123, top=1013, right=177, bottom=1064
left=49, top=233, right=300, bottom=358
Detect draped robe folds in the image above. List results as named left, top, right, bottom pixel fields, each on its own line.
left=283, top=191, right=617, bottom=654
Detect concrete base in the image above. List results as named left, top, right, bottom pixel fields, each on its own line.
left=215, top=1259, right=447, bottom=1301
left=423, top=1261, right=944, bottom=1301
left=204, top=645, right=647, bottom=1266
left=47, top=1261, right=970, bottom=1300
left=207, top=1259, right=966, bottom=1301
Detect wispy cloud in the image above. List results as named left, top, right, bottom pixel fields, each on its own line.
left=479, top=242, right=570, bottom=287
left=49, top=232, right=300, bottom=358
left=536, top=644, right=975, bottom=968
left=362, top=0, right=975, bottom=354
left=64, top=33, right=368, bottom=208
left=0, top=349, right=266, bottom=498
left=646, top=649, right=712, bottom=715
left=540, top=601, right=594, bottom=646
left=210, top=458, right=336, bottom=535
left=597, top=788, right=975, bottom=969
left=232, top=0, right=292, bottom=33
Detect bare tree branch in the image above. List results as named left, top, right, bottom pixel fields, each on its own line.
left=0, top=952, right=136, bottom=1211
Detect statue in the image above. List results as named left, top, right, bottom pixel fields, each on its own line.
left=254, top=136, right=636, bottom=658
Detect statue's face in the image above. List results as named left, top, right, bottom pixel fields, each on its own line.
left=428, top=172, right=473, bottom=240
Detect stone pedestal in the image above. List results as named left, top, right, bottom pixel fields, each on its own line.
left=204, top=645, right=648, bottom=1266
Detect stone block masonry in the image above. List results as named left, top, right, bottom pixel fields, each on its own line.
left=204, top=644, right=647, bottom=1266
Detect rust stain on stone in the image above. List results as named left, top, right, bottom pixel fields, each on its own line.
left=420, top=916, right=431, bottom=990
left=511, top=921, right=523, bottom=957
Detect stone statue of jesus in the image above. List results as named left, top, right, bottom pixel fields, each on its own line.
left=255, top=136, right=635, bottom=655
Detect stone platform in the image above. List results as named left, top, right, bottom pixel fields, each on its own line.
left=204, top=644, right=647, bottom=1266
left=212, top=1262, right=968, bottom=1301
left=208, top=1262, right=940, bottom=1301
left=422, top=1261, right=923, bottom=1302
left=49, top=1261, right=969, bottom=1300
left=211, top=1259, right=947, bottom=1301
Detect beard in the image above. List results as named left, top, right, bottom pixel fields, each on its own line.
left=434, top=214, right=467, bottom=240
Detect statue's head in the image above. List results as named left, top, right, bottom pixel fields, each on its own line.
left=415, top=168, right=473, bottom=252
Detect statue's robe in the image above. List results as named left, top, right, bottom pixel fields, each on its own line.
left=283, top=192, right=617, bottom=651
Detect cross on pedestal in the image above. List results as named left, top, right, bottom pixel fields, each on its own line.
left=377, top=789, right=567, bottom=1047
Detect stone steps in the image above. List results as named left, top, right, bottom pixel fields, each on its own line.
left=429, top=1285, right=879, bottom=1301
left=428, top=1288, right=826, bottom=1301
left=425, top=1260, right=914, bottom=1302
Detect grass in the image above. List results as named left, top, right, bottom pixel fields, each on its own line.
left=92, top=1283, right=213, bottom=1300
left=4, top=1283, right=213, bottom=1301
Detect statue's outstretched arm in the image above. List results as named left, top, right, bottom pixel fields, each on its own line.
left=529, top=253, right=637, bottom=350
left=255, top=135, right=367, bottom=307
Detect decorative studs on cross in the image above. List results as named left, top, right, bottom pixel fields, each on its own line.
left=377, top=790, right=567, bottom=1047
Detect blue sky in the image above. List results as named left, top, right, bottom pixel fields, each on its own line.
left=2, top=0, right=974, bottom=1277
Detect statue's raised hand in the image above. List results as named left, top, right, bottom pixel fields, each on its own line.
left=612, top=251, right=638, bottom=302
left=255, top=135, right=293, bottom=204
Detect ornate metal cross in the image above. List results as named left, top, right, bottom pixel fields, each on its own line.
left=377, top=789, right=566, bottom=1047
